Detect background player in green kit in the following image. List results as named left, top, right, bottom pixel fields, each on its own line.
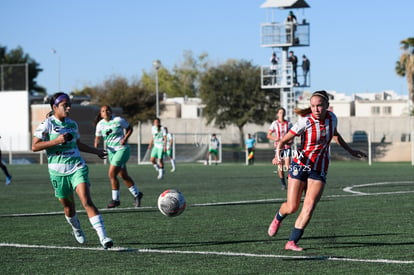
left=164, top=127, right=176, bottom=172
left=94, top=105, right=143, bottom=208
left=148, top=118, right=166, bottom=179
left=206, top=133, right=220, bottom=165
left=32, top=92, right=113, bottom=249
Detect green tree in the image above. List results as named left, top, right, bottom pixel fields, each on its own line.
left=73, top=75, right=157, bottom=124
left=140, top=67, right=180, bottom=100
left=140, top=50, right=210, bottom=98
left=171, top=50, right=209, bottom=97
left=395, top=38, right=414, bottom=106
left=0, top=45, right=46, bottom=95
left=200, top=59, right=278, bottom=147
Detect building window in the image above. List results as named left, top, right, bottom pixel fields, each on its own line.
left=371, top=106, right=380, bottom=115
left=383, top=106, right=392, bottom=115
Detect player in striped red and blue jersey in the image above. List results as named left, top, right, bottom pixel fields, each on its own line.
left=267, top=90, right=367, bottom=251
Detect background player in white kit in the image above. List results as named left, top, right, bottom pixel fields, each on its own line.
left=206, top=133, right=220, bottom=165
left=94, top=105, right=143, bottom=208
left=164, top=127, right=176, bottom=172
left=148, top=118, right=167, bottom=179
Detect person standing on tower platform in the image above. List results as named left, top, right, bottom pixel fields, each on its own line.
left=270, top=52, right=279, bottom=85
left=302, top=55, right=310, bottom=86
left=288, top=51, right=298, bottom=86
left=285, top=11, right=297, bottom=44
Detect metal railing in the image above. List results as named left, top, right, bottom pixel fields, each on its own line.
left=260, top=22, right=310, bottom=48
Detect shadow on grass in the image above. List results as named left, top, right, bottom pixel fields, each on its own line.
left=124, top=238, right=272, bottom=250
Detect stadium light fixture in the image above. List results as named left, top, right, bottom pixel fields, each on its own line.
left=153, top=60, right=162, bottom=118
left=51, top=48, right=61, bottom=92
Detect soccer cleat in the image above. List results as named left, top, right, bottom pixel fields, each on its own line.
left=284, top=240, right=304, bottom=251
left=107, top=200, right=120, bottom=208
left=73, top=229, right=86, bottom=244
left=171, top=168, right=175, bottom=172
left=268, top=218, right=281, bottom=237
left=280, top=183, right=287, bottom=190
left=100, top=237, right=113, bottom=249
left=5, top=176, right=11, bottom=185
left=134, top=192, right=143, bottom=207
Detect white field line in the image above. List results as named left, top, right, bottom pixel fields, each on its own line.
left=342, top=181, right=414, bottom=195
left=1, top=181, right=413, bottom=218
left=0, top=243, right=413, bottom=264
left=1, top=181, right=413, bottom=265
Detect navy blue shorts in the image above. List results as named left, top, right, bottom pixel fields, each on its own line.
left=289, top=162, right=327, bottom=183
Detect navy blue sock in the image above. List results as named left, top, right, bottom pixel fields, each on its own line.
left=288, top=227, right=304, bottom=243
left=276, top=211, right=286, bottom=222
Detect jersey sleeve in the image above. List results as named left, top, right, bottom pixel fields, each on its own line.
left=33, top=119, right=49, bottom=140
left=118, top=117, right=130, bottom=129
left=288, top=121, right=293, bottom=131
left=289, top=116, right=307, bottom=136
left=95, top=120, right=103, bottom=137
left=268, top=121, right=275, bottom=132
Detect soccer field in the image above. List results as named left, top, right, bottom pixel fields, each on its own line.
left=1, top=161, right=413, bottom=274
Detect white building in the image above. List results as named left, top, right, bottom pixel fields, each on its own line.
left=353, top=91, right=410, bottom=117
left=297, top=90, right=353, bottom=117
left=296, top=90, right=410, bottom=118
left=162, top=97, right=204, bottom=119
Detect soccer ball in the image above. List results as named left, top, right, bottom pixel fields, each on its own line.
left=157, top=189, right=186, bottom=217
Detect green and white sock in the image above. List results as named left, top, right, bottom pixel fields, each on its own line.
left=89, top=215, right=107, bottom=240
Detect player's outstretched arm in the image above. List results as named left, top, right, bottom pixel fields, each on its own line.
left=333, top=130, right=367, bottom=158
left=78, top=140, right=107, bottom=159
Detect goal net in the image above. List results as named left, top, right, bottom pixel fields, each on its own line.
left=137, top=133, right=222, bottom=165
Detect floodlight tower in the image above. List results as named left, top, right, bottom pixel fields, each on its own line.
left=259, top=0, right=311, bottom=121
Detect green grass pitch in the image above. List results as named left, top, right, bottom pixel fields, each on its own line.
left=0, top=161, right=413, bottom=274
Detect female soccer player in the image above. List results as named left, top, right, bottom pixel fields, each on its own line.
left=206, top=133, right=220, bottom=165
left=267, top=107, right=293, bottom=190
left=267, top=90, right=367, bottom=251
left=164, top=127, right=176, bottom=172
left=94, top=105, right=143, bottom=208
left=148, top=118, right=166, bottom=179
left=32, top=92, right=113, bottom=249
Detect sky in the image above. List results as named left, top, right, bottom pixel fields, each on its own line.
left=1, top=0, right=413, bottom=96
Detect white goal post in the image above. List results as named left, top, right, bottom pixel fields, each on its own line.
left=137, top=132, right=222, bottom=165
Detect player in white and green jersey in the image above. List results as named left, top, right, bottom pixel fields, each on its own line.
left=32, top=92, right=113, bottom=249
left=164, top=127, right=176, bottom=172
left=148, top=118, right=166, bottom=179
left=206, top=133, right=220, bottom=165
left=94, top=105, right=143, bottom=208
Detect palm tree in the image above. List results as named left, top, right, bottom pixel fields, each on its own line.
left=395, top=38, right=414, bottom=106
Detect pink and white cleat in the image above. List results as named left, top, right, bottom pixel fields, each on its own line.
left=267, top=218, right=281, bottom=237
left=284, top=240, right=304, bottom=251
